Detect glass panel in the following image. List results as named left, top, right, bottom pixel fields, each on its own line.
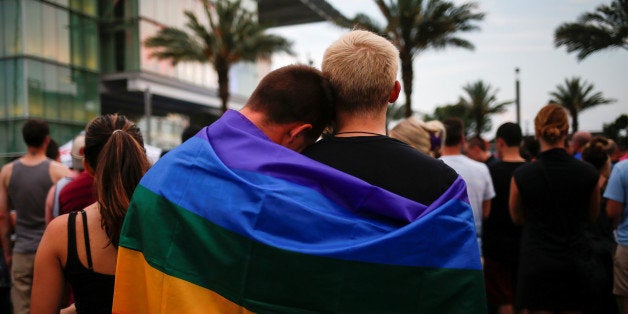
left=5, top=59, right=25, bottom=117
left=57, top=67, right=73, bottom=120
left=0, top=61, right=5, bottom=118
left=26, top=60, right=44, bottom=117
left=3, top=0, right=22, bottom=56
left=42, top=3, right=57, bottom=61
left=56, top=8, right=70, bottom=64
left=82, top=0, right=97, bottom=17
left=71, top=69, right=85, bottom=121
left=69, top=13, right=82, bottom=68
left=24, top=0, right=43, bottom=56
left=84, top=18, right=98, bottom=71
left=43, top=63, right=60, bottom=119
left=84, top=73, right=99, bottom=121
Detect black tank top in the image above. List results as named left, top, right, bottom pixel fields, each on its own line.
left=63, top=211, right=115, bottom=314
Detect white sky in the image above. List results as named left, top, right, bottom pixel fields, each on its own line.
left=268, top=0, right=628, bottom=137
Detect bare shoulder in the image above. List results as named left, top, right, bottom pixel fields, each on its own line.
left=49, top=160, right=71, bottom=181
left=41, top=213, right=70, bottom=253
left=0, top=162, right=13, bottom=187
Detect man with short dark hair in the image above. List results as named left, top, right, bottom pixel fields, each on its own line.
left=440, top=117, right=495, bottom=253
left=482, top=122, right=526, bottom=313
left=466, top=136, right=498, bottom=166
left=113, top=64, right=338, bottom=312
left=0, top=119, right=70, bottom=314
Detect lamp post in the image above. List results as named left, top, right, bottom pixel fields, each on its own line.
left=515, top=67, right=521, bottom=126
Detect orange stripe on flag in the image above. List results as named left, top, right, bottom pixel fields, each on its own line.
left=113, top=247, right=253, bottom=314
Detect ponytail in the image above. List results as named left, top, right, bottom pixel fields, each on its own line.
left=84, top=114, right=150, bottom=247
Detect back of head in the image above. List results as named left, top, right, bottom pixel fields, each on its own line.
left=84, top=114, right=150, bottom=247
left=466, top=136, right=487, bottom=151
left=496, top=122, right=523, bottom=147
left=70, top=133, right=86, bottom=171
left=390, top=118, right=445, bottom=157
left=534, top=103, right=569, bottom=145
left=582, top=136, right=611, bottom=173
left=247, top=64, right=335, bottom=141
left=443, top=118, right=464, bottom=147
left=46, top=139, right=60, bottom=161
left=322, top=30, right=398, bottom=115
left=572, top=131, right=592, bottom=150
left=22, top=119, right=49, bottom=148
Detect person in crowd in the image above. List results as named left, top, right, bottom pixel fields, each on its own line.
left=389, top=117, right=445, bottom=158
left=303, top=31, right=484, bottom=311
left=571, top=130, right=592, bottom=160
left=439, top=117, right=495, bottom=253
left=30, top=114, right=150, bottom=313
left=509, top=103, right=600, bottom=313
left=520, top=135, right=540, bottom=162
left=581, top=136, right=619, bottom=314
left=483, top=122, right=526, bottom=314
left=467, top=136, right=499, bottom=166
left=0, top=119, right=71, bottom=314
left=44, top=133, right=93, bottom=224
left=604, top=157, right=628, bottom=314
left=45, top=139, right=61, bottom=162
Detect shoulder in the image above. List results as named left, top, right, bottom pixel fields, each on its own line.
left=49, top=160, right=71, bottom=178
left=0, top=162, right=14, bottom=188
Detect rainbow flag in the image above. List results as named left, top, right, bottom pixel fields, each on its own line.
left=113, top=110, right=485, bottom=313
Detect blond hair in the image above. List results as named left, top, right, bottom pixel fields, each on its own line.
left=322, top=30, right=399, bottom=115
left=390, top=117, right=445, bottom=157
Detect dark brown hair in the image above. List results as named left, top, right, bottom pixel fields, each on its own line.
left=443, top=118, right=464, bottom=147
left=534, top=103, right=569, bottom=145
left=84, top=114, right=150, bottom=247
left=582, top=136, right=611, bottom=171
left=247, top=64, right=335, bottom=141
left=22, top=119, right=49, bottom=147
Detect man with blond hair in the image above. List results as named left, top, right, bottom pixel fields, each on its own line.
left=303, top=30, right=486, bottom=312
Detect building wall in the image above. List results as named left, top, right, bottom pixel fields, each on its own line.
left=0, top=0, right=100, bottom=162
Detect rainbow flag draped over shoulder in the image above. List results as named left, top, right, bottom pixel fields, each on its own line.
left=113, top=110, right=485, bottom=313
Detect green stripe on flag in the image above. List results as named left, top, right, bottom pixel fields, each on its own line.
left=120, top=185, right=486, bottom=313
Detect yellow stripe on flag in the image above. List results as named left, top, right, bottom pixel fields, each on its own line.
left=113, top=247, right=253, bottom=314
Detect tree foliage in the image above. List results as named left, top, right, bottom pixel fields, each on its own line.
left=603, top=114, right=628, bottom=147
left=144, top=0, right=293, bottom=113
left=336, top=0, right=484, bottom=117
left=554, top=0, right=628, bottom=61
left=549, top=77, right=615, bottom=132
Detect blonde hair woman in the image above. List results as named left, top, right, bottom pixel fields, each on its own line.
left=390, top=117, right=445, bottom=157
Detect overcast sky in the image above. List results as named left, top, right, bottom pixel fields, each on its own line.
left=268, top=0, right=627, bottom=137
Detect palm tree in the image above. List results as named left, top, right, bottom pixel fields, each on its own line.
left=144, top=0, right=293, bottom=113
left=458, top=80, right=512, bottom=137
left=337, top=0, right=484, bottom=117
left=549, top=77, right=615, bottom=132
left=554, top=0, right=628, bottom=61
left=426, top=103, right=472, bottom=135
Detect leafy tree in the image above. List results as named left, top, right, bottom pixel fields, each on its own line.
left=555, top=0, right=628, bottom=61
left=549, top=77, right=615, bottom=132
left=337, top=0, right=484, bottom=117
left=603, top=114, right=628, bottom=147
left=425, top=103, right=472, bottom=135
left=458, top=80, right=512, bottom=137
left=144, top=0, right=293, bottom=113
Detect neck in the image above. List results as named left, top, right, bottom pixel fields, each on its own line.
left=334, top=110, right=387, bottom=136
left=540, top=139, right=565, bottom=152
left=500, top=146, right=525, bottom=162
left=441, top=144, right=462, bottom=156
left=25, top=147, right=46, bottom=159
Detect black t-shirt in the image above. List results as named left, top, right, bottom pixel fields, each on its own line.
left=303, top=135, right=458, bottom=206
left=482, top=161, right=526, bottom=264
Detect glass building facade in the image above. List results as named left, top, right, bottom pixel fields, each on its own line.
left=0, top=0, right=99, bottom=162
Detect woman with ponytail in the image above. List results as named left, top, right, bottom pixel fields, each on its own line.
left=509, top=103, right=601, bottom=313
left=31, top=114, right=150, bottom=313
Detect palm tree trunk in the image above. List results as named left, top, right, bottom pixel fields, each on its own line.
left=216, top=60, right=230, bottom=114
left=570, top=109, right=579, bottom=133
left=400, top=51, right=414, bottom=118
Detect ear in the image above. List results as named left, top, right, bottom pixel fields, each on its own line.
left=388, top=81, right=401, bottom=103
left=284, top=123, right=313, bottom=152
left=83, top=159, right=95, bottom=176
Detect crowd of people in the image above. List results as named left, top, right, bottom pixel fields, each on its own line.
left=0, top=29, right=626, bottom=313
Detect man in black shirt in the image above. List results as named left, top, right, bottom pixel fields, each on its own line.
left=482, top=122, right=526, bottom=313
left=303, top=30, right=457, bottom=209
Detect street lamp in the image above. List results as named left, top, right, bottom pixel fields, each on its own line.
left=515, top=67, right=521, bottom=126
